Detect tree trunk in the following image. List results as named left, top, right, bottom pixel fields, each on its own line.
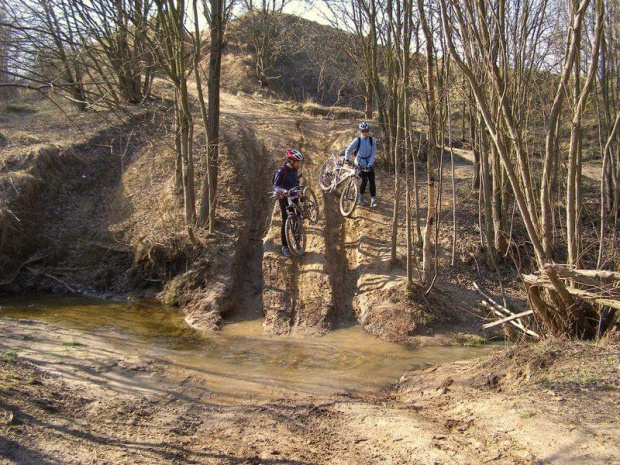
left=418, top=0, right=436, bottom=285
left=365, top=77, right=373, bottom=119
left=469, top=92, right=480, bottom=190
left=491, top=143, right=506, bottom=254
left=567, top=0, right=604, bottom=266
left=206, top=0, right=224, bottom=233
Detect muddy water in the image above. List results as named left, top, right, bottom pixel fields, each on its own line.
left=0, top=295, right=500, bottom=400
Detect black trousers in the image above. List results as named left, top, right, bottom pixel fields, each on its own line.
left=360, top=167, right=376, bottom=197
left=279, top=197, right=301, bottom=247
left=279, top=198, right=289, bottom=247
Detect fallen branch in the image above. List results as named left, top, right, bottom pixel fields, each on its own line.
left=88, top=241, right=132, bottom=253
left=482, top=310, right=534, bottom=329
left=473, top=282, right=510, bottom=315
left=474, top=281, right=540, bottom=339
left=25, top=266, right=77, bottom=293
left=480, top=301, right=541, bottom=339
left=49, top=266, right=95, bottom=272
left=0, top=252, right=51, bottom=286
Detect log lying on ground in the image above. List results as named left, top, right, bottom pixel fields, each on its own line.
left=0, top=252, right=51, bottom=286
left=522, top=274, right=620, bottom=311
left=523, top=264, right=620, bottom=338
left=548, top=264, right=620, bottom=282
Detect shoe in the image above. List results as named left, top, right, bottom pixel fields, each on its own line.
left=359, top=196, right=366, bottom=207
left=282, top=247, right=292, bottom=258
left=370, top=197, right=378, bottom=208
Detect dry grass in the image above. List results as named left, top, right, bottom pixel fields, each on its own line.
left=475, top=339, right=620, bottom=395
left=0, top=95, right=131, bottom=158
left=281, top=100, right=366, bottom=120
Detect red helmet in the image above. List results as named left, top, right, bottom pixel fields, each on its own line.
left=286, top=149, right=304, bottom=162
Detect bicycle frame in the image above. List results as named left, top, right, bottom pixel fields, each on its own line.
left=270, top=186, right=306, bottom=220
left=327, top=161, right=358, bottom=193
left=286, top=188, right=305, bottom=218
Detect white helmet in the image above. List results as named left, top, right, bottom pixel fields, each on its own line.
left=286, top=149, right=304, bottom=162
left=358, top=122, right=370, bottom=131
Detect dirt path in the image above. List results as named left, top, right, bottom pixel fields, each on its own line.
left=237, top=102, right=489, bottom=342
left=241, top=103, right=345, bottom=335
left=3, top=318, right=617, bottom=464
left=3, top=319, right=459, bottom=464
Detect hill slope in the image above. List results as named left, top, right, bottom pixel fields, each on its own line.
left=221, top=13, right=365, bottom=108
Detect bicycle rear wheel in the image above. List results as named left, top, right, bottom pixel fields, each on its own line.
left=285, top=214, right=305, bottom=256
left=319, top=157, right=338, bottom=192
left=302, top=186, right=320, bottom=225
left=339, top=178, right=358, bottom=217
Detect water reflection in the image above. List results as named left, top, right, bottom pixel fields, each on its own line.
left=0, top=295, right=500, bottom=399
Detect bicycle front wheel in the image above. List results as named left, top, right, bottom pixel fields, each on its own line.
left=319, top=157, right=338, bottom=192
left=302, top=186, right=320, bottom=225
left=339, top=178, right=358, bottom=217
left=285, top=214, right=306, bottom=256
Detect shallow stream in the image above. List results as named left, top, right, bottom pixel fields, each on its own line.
left=0, top=295, right=500, bottom=400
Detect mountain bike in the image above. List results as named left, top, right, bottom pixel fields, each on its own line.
left=319, top=153, right=340, bottom=192
left=273, top=185, right=319, bottom=257
left=318, top=154, right=367, bottom=217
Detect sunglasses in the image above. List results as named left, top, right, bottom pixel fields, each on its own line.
left=361, top=130, right=369, bottom=133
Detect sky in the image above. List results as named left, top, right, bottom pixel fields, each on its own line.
left=282, top=0, right=333, bottom=26
left=194, top=0, right=335, bottom=31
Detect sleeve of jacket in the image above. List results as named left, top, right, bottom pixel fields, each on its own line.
left=344, top=138, right=358, bottom=161
left=273, top=168, right=287, bottom=194
left=369, top=138, right=377, bottom=166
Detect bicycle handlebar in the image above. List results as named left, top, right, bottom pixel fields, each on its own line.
left=271, top=186, right=303, bottom=198
left=339, top=158, right=371, bottom=173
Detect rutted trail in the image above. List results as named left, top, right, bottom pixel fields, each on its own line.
left=344, top=176, right=418, bottom=343
left=261, top=117, right=335, bottom=334
left=215, top=93, right=338, bottom=334
left=238, top=105, right=417, bottom=337
left=288, top=119, right=336, bottom=334
left=317, top=126, right=420, bottom=343
left=197, top=122, right=274, bottom=325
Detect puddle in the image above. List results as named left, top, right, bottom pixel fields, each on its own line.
left=0, top=295, right=502, bottom=400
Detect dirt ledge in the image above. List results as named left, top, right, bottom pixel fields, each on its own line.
left=390, top=339, right=620, bottom=463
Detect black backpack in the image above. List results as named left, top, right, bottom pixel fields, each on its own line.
left=353, top=136, right=373, bottom=159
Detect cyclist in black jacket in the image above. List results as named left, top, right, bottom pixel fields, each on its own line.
left=273, top=149, right=304, bottom=257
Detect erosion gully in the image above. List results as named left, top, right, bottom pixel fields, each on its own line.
left=0, top=295, right=498, bottom=402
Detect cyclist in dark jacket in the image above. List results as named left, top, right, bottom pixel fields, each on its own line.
left=273, top=149, right=304, bottom=257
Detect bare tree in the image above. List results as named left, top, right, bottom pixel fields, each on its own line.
left=417, top=0, right=438, bottom=285
left=1, top=0, right=158, bottom=108
left=14, top=0, right=89, bottom=110
left=152, top=0, right=197, bottom=226
left=0, top=4, right=14, bottom=100
left=239, top=0, right=291, bottom=87
left=70, top=0, right=156, bottom=104
left=197, top=0, right=236, bottom=231
left=323, top=0, right=395, bottom=166
left=440, top=0, right=607, bottom=338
